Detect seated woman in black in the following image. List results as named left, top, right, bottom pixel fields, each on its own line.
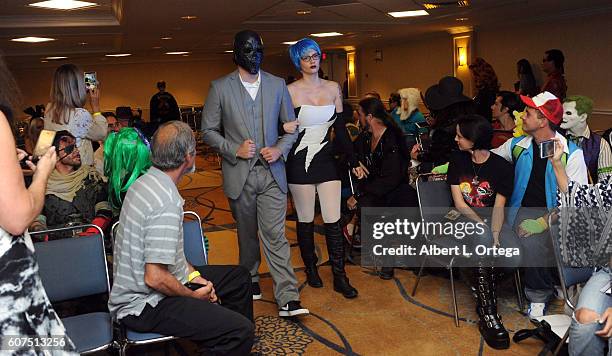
left=447, top=114, right=518, bottom=350
left=347, top=97, right=410, bottom=279
left=348, top=97, right=409, bottom=209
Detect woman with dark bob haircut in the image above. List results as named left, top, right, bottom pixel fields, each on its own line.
left=447, top=114, right=521, bottom=350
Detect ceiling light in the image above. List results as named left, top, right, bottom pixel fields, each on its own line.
left=43, top=56, right=68, bottom=60
left=224, top=50, right=233, bottom=53
left=11, top=36, right=56, bottom=43
left=161, top=36, right=172, bottom=40
left=310, top=32, right=343, bottom=37
left=29, top=0, right=98, bottom=10
left=388, top=10, right=429, bottom=18
left=41, top=60, right=48, bottom=63
left=458, top=0, right=470, bottom=7
left=423, top=3, right=440, bottom=9
left=282, top=41, right=298, bottom=45
left=182, top=54, right=190, bottom=57
left=456, top=17, right=469, bottom=21
left=296, top=10, right=311, bottom=15
left=78, top=42, right=88, bottom=45
left=105, top=53, right=131, bottom=57
left=181, top=15, right=197, bottom=20
left=166, top=51, right=190, bottom=55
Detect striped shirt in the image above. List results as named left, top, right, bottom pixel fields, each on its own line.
left=108, top=167, right=188, bottom=321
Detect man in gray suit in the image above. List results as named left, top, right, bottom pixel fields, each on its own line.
left=201, top=30, right=308, bottom=317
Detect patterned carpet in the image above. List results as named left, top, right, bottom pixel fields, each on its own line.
left=136, top=155, right=557, bottom=356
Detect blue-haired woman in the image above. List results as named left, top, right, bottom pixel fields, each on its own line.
left=284, top=38, right=362, bottom=298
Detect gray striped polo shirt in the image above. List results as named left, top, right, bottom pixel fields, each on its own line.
left=108, top=166, right=188, bottom=321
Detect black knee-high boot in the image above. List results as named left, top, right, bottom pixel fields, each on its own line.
left=296, top=222, right=322, bottom=288
left=324, top=220, right=358, bottom=299
left=471, top=265, right=509, bottom=350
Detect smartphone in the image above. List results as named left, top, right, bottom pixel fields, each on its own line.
left=185, top=282, right=205, bottom=291
left=33, top=130, right=56, bottom=158
left=540, top=139, right=555, bottom=159
left=84, top=71, right=97, bottom=90
left=21, top=130, right=55, bottom=168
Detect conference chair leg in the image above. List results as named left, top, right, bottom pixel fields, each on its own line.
left=119, top=343, right=128, bottom=356
left=411, top=256, right=427, bottom=296
left=553, top=328, right=570, bottom=356
left=346, top=219, right=359, bottom=266
left=514, top=270, right=524, bottom=312
left=450, top=265, right=460, bottom=327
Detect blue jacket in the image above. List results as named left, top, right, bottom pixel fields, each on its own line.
left=492, top=133, right=588, bottom=225
left=391, top=109, right=426, bottom=136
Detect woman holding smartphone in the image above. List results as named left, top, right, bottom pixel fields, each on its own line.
left=44, top=64, right=107, bottom=166
left=0, top=54, right=78, bottom=354
left=284, top=38, right=360, bottom=299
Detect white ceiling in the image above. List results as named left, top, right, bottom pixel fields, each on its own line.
left=2, top=0, right=612, bottom=68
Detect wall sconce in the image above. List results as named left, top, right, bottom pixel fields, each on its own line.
left=457, top=46, right=467, bottom=66
left=374, top=49, right=383, bottom=61
left=348, top=58, right=355, bottom=75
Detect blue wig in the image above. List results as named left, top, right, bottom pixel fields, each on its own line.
left=288, top=38, right=321, bottom=71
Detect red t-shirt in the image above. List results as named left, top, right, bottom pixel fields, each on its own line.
left=491, top=120, right=513, bottom=148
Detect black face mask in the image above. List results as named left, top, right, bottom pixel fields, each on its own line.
left=233, top=30, right=264, bottom=74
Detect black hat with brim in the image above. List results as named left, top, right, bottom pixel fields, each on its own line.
left=424, top=76, right=471, bottom=111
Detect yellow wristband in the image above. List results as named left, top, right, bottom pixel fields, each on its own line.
left=93, top=112, right=102, bottom=116
left=188, top=270, right=201, bottom=282
left=536, top=217, right=548, bottom=229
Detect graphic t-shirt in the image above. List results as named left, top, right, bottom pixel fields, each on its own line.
left=447, top=151, right=514, bottom=207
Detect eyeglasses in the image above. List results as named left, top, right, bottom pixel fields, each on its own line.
left=300, top=53, right=320, bottom=62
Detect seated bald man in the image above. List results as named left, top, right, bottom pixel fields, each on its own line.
left=108, top=121, right=254, bottom=355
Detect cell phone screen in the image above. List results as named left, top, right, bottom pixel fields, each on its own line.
left=540, top=140, right=555, bottom=159
left=33, top=130, right=56, bottom=158
left=84, top=71, right=97, bottom=90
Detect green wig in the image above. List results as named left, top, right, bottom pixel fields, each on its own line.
left=104, top=127, right=152, bottom=210
left=565, top=95, right=593, bottom=117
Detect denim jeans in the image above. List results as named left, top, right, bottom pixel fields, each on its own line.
left=569, top=268, right=611, bottom=356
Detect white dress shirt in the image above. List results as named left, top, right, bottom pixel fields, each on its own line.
left=239, top=71, right=261, bottom=100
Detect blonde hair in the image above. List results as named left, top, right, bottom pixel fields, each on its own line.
left=47, top=64, right=87, bottom=124
left=397, top=88, right=421, bottom=120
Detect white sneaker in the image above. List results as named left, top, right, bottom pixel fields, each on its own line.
left=278, top=301, right=309, bottom=317
left=528, top=302, right=546, bottom=319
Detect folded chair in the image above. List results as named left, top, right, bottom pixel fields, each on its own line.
left=32, top=225, right=114, bottom=354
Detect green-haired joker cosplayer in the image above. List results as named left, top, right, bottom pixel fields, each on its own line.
left=561, top=95, right=612, bottom=183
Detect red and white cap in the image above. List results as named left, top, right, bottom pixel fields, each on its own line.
left=520, top=91, right=563, bottom=125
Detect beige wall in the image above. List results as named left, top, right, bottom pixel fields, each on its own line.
left=357, top=13, right=612, bottom=130
left=11, top=56, right=296, bottom=121
left=358, top=33, right=453, bottom=101
left=11, top=12, right=612, bottom=129
left=476, top=12, right=612, bottom=111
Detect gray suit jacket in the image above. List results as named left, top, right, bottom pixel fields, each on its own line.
left=201, top=70, right=297, bottom=200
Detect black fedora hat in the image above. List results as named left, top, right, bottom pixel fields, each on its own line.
left=424, top=76, right=471, bottom=111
